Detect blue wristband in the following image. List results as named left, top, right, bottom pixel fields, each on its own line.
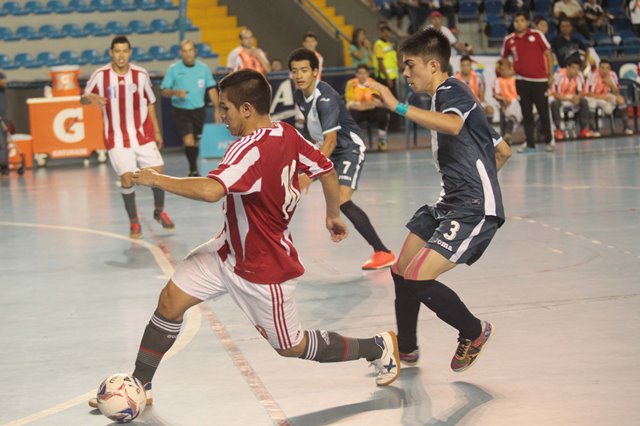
left=395, top=102, right=409, bottom=116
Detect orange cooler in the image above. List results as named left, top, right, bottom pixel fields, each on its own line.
left=49, top=65, right=81, bottom=97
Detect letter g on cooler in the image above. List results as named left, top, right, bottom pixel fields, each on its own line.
left=53, top=108, right=85, bottom=143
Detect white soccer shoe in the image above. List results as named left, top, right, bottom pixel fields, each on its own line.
left=370, top=331, right=401, bottom=386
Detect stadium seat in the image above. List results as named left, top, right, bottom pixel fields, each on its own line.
left=487, top=21, right=508, bottom=47
left=128, top=20, right=154, bottom=34
left=157, top=0, right=178, bottom=10
left=136, top=0, right=161, bottom=11
left=532, top=0, right=551, bottom=13
left=595, top=45, right=616, bottom=58
left=612, top=17, right=631, bottom=32
left=83, top=22, right=111, bottom=36
left=81, top=49, right=104, bottom=65
left=0, top=54, right=15, bottom=69
left=68, top=0, right=93, bottom=13
left=174, top=17, right=198, bottom=32
left=151, top=18, right=174, bottom=33
left=2, top=1, right=28, bottom=16
left=36, top=51, right=59, bottom=67
left=0, top=27, right=19, bottom=42
left=90, top=0, right=117, bottom=12
left=593, top=31, right=615, bottom=47
left=25, top=1, right=49, bottom=15
left=484, top=0, right=502, bottom=19
left=458, top=1, right=479, bottom=22
left=14, top=53, right=38, bottom=68
left=61, top=23, right=87, bottom=38
left=169, top=44, right=181, bottom=58
left=39, top=24, right=64, bottom=39
left=58, top=50, right=82, bottom=65
left=131, top=47, right=151, bottom=62
left=148, top=45, right=173, bottom=60
left=16, top=26, right=44, bottom=41
left=45, top=0, right=72, bottom=13
left=621, top=45, right=640, bottom=56
left=196, top=43, right=218, bottom=59
left=113, top=0, right=138, bottom=11
left=105, top=21, right=131, bottom=35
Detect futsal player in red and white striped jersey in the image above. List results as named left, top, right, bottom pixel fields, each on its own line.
left=82, top=36, right=175, bottom=238
left=102, top=70, right=401, bottom=405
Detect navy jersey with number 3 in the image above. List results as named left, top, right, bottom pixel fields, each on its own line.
left=430, top=77, right=505, bottom=222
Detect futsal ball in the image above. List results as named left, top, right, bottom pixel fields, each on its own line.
left=96, top=373, right=146, bottom=423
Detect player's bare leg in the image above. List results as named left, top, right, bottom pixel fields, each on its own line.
left=120, top=172, right=142, bottom=238
left=277, top=329, right=401, bottom=386
left=150, top=165, right=175, bottom=230
left=338, top=186, right=395, bottom=270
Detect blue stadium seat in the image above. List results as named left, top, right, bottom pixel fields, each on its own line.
left=106, top=20, right=131, bottom=35
left=113, top=0, right=138, bottom=11
left=14, top=53, right=38, bottom=68
left=196, top=43, right=218, bottom=59
left=81, top=49, right=104, bottom=65
left=595, top=45, right=616, bottom=58
left=68, top=0, right=93, bottom=13
left=624, top=37, right=640, bottom=46
left=58, top=50, right=82, bottom=65
left=36, top=51, right=59, bottom=67
left=169, top=44, right=181, bottom=58
left=0, top=54, right=16, bottom=69
left=593, top=31, right=614, bottom=47
left=0, top=27, right=20, bottom=42
left=128, top=20, right=154, bottom=34
left=131, top=47, right=151, bottom=62
left=101, top=48, right=112, bottom=62
left=148, top=45, right=173, bottom=60
left=151, top=18, right=174, bottom=33
left=532, top=0, right=551, bottom=13
left=136, top=0, right=161, bottom=11
left=39, top=24, right=64, bottom=39
left=174, top=17, right=198, bottom=32
left=61, top=23, right=87, bottom=38
left=46, top=0, right=73, bottom=13
left=91, top=0, right=117, bottom=12
left=2, top=1, right=28, bottom=16
left=620, top=45, right=640, bottom=57
left=157, top=0, right=178, bottom=10
left=83, top=22, right=111, bottom=36
left=16, top=25, right=44, bottom=41
left=487, top=22, right=508, bottom=46
left=25, top=1, right=49, bottom=15
left=484, top=0, right=502, bottom=19
left=612, top=18, right=631, bottom=32
left=458, top=1, right=479, bottom=22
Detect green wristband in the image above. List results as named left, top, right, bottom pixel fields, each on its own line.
left=395, top=102, right=409, bottom=116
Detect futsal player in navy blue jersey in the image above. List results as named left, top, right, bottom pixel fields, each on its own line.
left=367, top=28, right=512, bottom=372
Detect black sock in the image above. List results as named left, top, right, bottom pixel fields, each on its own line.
left=184, top=146, right=199, bottom=173
left=152, top=187, right=165, bottom=213
left=121, top=187, right=138, bottom=222
left=300, top=330, right=383, bottom=362
left=405, top=279, right=482, bottom=340
left=133, top=310, right=182, bottom=385
left=392, top=271, right=420, bottom=353
left=340, top=200, right=389, bottom=252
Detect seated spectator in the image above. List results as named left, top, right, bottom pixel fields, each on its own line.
left=493, top=59, right=522, bottom=144
left=585, top=59, right=634, bottom=135
left=551, top=18, right=590, bottom=69
left=350, top=28, right=373, bottom=67
left=584, top=0, right=608, bottom=33
left=375, top=0, right=409, bottom=32
left=455, top=55, right=494, bottom=118
left=345, top=65, right=390, bottom=151
left=553, top=0, right=591, bottom=38
left=549, top=58, right=593, bottom=139
left=423, top=11, right=473, bottom=53
left=270, top=58, right=283, bottom=72
left=226, top=29, right=271, bottom=74
left=534, top=15, right=550, bottom=37
left=302, top=32, right=324, bottom=80
left=629, top=0, right=640, bottom=37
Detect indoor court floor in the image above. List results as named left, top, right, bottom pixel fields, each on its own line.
left=1, top=136, right=639, bottom=425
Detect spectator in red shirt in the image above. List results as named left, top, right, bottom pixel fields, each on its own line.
left=502, top=12, right=555, bottom=153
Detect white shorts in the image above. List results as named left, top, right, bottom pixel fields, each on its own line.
left=586, top=95, right=616, bottom=114
left=172, top=238, right=304, bottom=350
left=108, top=142, right=164, bottom=177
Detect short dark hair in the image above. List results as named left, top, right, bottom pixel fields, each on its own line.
left=218, top=69, right=272, bottom=115
left=566, top=57, right=581, bottom=67
left=460, top=55, right=472, bottom=64
left=600, top=59, right=610, bottom=66
left=533, top=15, right=548, bottom=25
left=356, top=64, right=370, bottom=73
left=558, top=17, right=573, bottom=27
left=303, top=31, right=317, bottom=41
left=513, top=11, right=529, bottom=21
left=399, top=28, right=451, bottom=72
left=110, top=35, right=131, bottom=50
left=351, top=27, right=365, bottom=46
left=288, top=48, right=319, bottom=71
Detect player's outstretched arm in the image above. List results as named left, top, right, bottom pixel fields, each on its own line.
left=133, top=168, right=225, bottom=203
left=495, top=140, right=512, bottom=171
left=365, top=80, right=464, bottom=135
left=317, top=169, right=348, bottom=242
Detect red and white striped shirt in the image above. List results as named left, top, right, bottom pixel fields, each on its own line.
left=208, top=121, right=334, bottom=284
left=85, top=63, right=156, bottom=150
left=586, top=70, right=619, bottom=95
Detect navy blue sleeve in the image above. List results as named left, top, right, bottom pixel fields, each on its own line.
left=436, top=81, right=478, bottom=122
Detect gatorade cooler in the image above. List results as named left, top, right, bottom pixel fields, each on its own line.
left=49, top=65, right=81, bottom=97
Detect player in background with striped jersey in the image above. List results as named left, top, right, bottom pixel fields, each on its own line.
left=88, top=70, right=401, bottom=409
left=82, top=36, right=174, bottom=239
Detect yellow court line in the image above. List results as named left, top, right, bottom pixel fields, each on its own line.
left=0, top=222, right=202, bottom=426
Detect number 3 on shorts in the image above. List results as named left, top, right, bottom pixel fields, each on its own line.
left=443, top=220, right=460, bottom=240
left=341, top=161, right=351, bottom=175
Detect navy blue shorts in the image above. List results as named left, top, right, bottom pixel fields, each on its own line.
left=406, top=204, right=500, bottom=265
left=330, top=148, right=365, bottom=190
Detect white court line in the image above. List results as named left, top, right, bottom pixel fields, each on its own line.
left=0, top=222, right=202, bottom=426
